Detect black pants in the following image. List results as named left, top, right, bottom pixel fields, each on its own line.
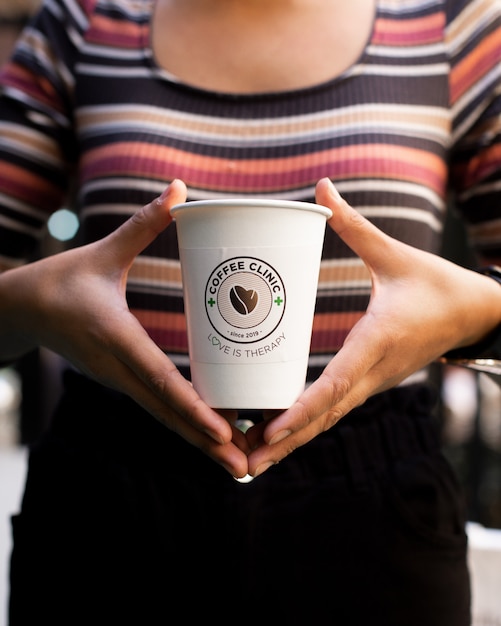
left=9, top=370, right=471, bottom=625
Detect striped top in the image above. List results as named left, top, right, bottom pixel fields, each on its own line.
left=1, top=0, right=501, bottom=379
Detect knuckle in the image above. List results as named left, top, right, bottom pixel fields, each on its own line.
left=283, top=440, right=299, bottom=456
left=130, top=205, right=148, bottom=227
left=348, top=207, right=367, bottom=228
left=325, top=405, right=345, bottom=428
left=318, top=371, right=351, bottom=405
left=145, top=372, right=167, bottom=395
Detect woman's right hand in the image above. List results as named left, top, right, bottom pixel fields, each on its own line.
left=0, top=180, right=251, bottom=477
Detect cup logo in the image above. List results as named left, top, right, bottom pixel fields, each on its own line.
left=230, top=286, right=258, bottom=315
left=205, top=256, right=286, bottom=344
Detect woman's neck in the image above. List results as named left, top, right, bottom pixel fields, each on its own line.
left=152, top=0, right=377, bottom=94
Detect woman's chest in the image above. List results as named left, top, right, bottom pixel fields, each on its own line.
left=75, top=65, right=451, bottom=202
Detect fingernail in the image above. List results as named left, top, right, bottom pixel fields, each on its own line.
left=268, top=429, right=292, bottom=445
left=157, top=189, right=169, bottom=203
left=254, top=461, right=275, bottom=478
left=203, top=429, right=225, bottom=445
left=234, top=474, right=254, bottom=484
left=327, top=179, right=342, bottom=199
left=158, top=180, right=178, bottom=203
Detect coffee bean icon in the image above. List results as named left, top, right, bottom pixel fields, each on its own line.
left=230, top=285, right=259, bottom=315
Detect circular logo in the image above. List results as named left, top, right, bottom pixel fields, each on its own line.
left=205, top=256, right=286, bottom=344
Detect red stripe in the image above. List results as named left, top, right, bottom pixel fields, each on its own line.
left=82, top=143, right=447, bottom=194
left=372, top=13, right=445, bottom=46
left=450, top=28, right=501, bottom=103
left=87, top=13, right=145, bottom=48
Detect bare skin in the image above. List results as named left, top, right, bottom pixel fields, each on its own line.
left=0, top=181, right=250, bottom=476
left=246, top=179, right=501, bottom=476
left=152, top=0, right=376, bottom=93
left=2, top=0, right=501, bottom=478
left=1, top=178, right=501, bottom=478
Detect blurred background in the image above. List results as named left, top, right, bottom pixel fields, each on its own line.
left=0, top=1, right=500, bottom=624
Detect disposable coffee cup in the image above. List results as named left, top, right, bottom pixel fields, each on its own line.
left=170, top=199, right=332, bottom=409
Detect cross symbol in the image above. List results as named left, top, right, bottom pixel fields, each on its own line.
left=274, top=296, right=283, bottom=306
left=207, top=298, right=216, bottom=307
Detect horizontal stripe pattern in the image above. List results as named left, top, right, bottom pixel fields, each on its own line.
left=1, top=0, right=501, bottom=369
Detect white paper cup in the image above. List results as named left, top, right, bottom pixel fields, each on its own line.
left=170, top=199, right=332, bottom=409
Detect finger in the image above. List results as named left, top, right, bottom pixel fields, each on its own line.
left=246, top=347, right=382, bottom=477
left=253, top=320, right=375, bottom=437
left=246, top=373, right=376, bottom=478
left=82, top=329, right=251, bottom=477
left=315, top=178, right=400, bottom=271
left=246, top=413, right=327, bottom=477
left=105, top=314, right=235, bottom=441
left=104, top=179, right=187, bottom=265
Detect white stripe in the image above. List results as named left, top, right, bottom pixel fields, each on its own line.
left=336, top=179, right=446, bottom=211
left=458, top=179, right=501, bottom=202
left=359, top=206, right=443, bottom=231
left=447, top=0, right=501, bottom=55
left=0, top=136, right=61, bottom=169
left=0, top=193, right=48, bottom=222
left=2, top=87, right=70, bottom=129
left=0, top=214, right=42, bottom=238
left=80, top=204, right=137, bottom=219
left=451, top=68, right=501, bottom=144
left=81, top=44, right=147, bottom=61
left=76, top=64, right=156, bottom=78
left=47, top=0, right=89, bottom=30
left=360, top=63, right=449, bottom=77
left=81, top=177, right=163, bottom=195
left=367, top=43, right=446, bottom=58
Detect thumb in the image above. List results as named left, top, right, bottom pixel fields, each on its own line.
left=315, top=178, right=395, bottom=269
left=106, top=179, right=188, bottom=264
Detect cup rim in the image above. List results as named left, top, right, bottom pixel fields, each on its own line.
left=170, top=198, right=332, bottom=219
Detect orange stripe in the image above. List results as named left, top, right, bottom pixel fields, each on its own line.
left=318, top=263, right=370, bottom=284
left=132, top=309, right=187, bottom=332
left=82, top=142, right=446, bottom=192
left=3, top=63, right=63, bottom=113
left=373, top=13, right=444, bottom=44
left=87, top=14, right=144, bottom=46
left=129, top=260, right=182, bottom=284
left=450, top=28, right=501, bottom=103
left=312, top=312, right=364, bottom=332
left=0, top=162, right=60, bottom=210
left=83, top=142, right=441, bottom=175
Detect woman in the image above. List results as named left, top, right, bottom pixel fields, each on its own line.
left=2, top=0, right=501, bottom=623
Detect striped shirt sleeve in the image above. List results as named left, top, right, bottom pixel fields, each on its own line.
left=447, top=0, right=501, bottom=264
left=0, top=0, right=92, bottom=265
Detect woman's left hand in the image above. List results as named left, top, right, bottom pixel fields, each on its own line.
left=245, top=177, right=501, bottom=477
